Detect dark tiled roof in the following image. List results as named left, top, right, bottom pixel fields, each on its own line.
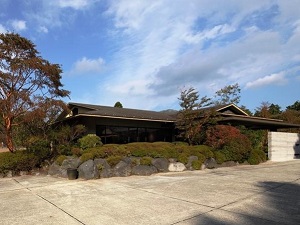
left=68, top=102, right=177, bottom=122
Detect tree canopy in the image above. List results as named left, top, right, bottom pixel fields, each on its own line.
left=176, top=87, right=213, bottom=145
left=0, top=32, right=70, bottom=152
left=286, top=100, right=300, bottom=111
left=214, top=83, right=241, bottom=106
left=114, top=101, right=123, bottom=108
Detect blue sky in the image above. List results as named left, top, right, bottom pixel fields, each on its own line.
left=1, top=0, right=299, bottom=113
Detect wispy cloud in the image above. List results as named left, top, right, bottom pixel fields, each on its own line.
left=38, top=26, right=48, bottom=33
left=19, top=0, right=99, bottom=32
left=11, top=20, right=26, bottom=31
left=97, top=0, right=300, bottom=110
left=245, top=73, right=287, bottom=89
left=70, top=57, right=105, bottom=75
left=56, top=0, right=90, bottom=9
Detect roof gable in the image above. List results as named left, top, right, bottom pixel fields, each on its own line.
left=216, top=104, right=249, bottom=116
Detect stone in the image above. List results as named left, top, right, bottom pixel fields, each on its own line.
left=78, top=159, right=98, bottom=179
left=113, top=160, right=131, bottom=177
left=220, top=161, right=238, bottom=167
left=132, top=165, right=158, bottom=176
left=94, top=158, right=112, bottom=178
left=205, top=158, right=217, bottom=169
left=168, top=158, right=177, bottom=163
left=168, top=162, right=186, bottom=172
left=186, top=156, right=198, bottom=170
left=48, top=162, right=66, bottom=177
left=61, top=157, right=81, bottom=170
left=151, top=158, right=169, bottom=172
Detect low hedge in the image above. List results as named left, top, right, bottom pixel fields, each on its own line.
left=0, top=151, right=38, bottom=175
left=81, top=142, right=214, bottom=160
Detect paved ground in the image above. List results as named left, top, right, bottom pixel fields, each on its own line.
left=0, top=160, right=299, bottom=225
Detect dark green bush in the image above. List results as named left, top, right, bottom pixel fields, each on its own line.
left=197, top=153, right=206, bottom=165
left=190, top=145, right=214, bottom=158
left=192, top=160, right=202, bottom=170
left=140, top=157, right=152, bottom=166
left=177, top=153, right=189, bottom=164
left=56, top=144, right=72, bottom=156
left=78, top=135, right=103, bottom=149
left=106, top=155, right=122, bottom=167
left=214, top=151, right=226, bottom=164
left=80, top=152, right=95, bottom=162
left=0, top=151, right=38, bottom=174
left=248, top=149, right=267, bottom=165
left=221, top=136, right=252, bottom=163
left=127, top=143, right=149, bottom=157
left=26, top=138, right=51, bottom=164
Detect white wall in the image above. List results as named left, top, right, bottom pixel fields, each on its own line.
left=268, top=132, right=300, bottom=161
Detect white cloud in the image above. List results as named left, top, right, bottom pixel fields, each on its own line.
left=71, top=57, right=105, bottom=75
left=11, top=20, right=27, bottom=31
left=38, top=26, right=48, bottom=33
left=98, top=0, right=300, bottom=110
left=245, top=73, right=287, bottom=89
left=56, top=0, right=89, bottom=10
left=0, top=24, right=6, bottom=33
left=20, top=0, right=98, bottom=31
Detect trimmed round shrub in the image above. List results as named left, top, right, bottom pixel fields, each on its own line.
left=214, top=151, right=226, bottom=164
left=248, top=149, right=266, bottom=165
left=78, top=135, right=103, bottom=149
left=192, top=160, right=202, bottom=170
left=80, top=152, right=94, bottom=162
left=190, top=145, right=214, bottom=158
left=106, top=155, right=122, bottom=167
left=140, top=157, right=152, bottom=166
left=197, top=153, right=206, bottom=165
left=221, top=136, right=252, bottom=163
left=177, top=153, right=189, bottom=164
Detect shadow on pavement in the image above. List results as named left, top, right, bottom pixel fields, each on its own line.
left=182, top=181, right=300, bottom=225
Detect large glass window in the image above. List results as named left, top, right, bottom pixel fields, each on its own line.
left=96, top=125, right=173, bottom=144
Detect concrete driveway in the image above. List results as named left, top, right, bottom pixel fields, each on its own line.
left=0, top=160, right=299, bottom=225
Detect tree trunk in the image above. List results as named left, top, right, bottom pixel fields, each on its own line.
left=4, top=117, right=15, bottom=153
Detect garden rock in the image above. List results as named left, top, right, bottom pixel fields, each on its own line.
left=113, top=160, right=131, bottom=177
left=205, top=158, right=217, bottom=169
left=48, top=162, right=67, bottom=177
left=168, top=162, right=186, bottom=172
left=132, top=165, right=158, bottom=176
left=78, top=159, right=98, bottom=179
left=152, top=158, right=169, bottom=172
left=61, top=157, right=81, bottom=170
left=220, top=161, right=238, bottom=167
left=186, top=156, right=198, bottom=170
left=94, top=158, right=112, bottom=178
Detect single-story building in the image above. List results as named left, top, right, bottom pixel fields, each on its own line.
left=56, top=102, right=300, bottom=161
left=56, top=102, right=177, bottom=144
left=56, top=102, right=300, bottom=144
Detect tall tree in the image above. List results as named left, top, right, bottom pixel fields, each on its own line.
left=268, top=103, right=281, bottom=115
left=254, top=102, right=271, bottom=118
left=0, top=32, right=69, bottom=152
left=286, top=100, right=300, bottom=111
left=114, top=101, right=123, bottom=108
left=176, top=87, right=212, bottom=145
left=214, top=83, right=241, bottom=106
